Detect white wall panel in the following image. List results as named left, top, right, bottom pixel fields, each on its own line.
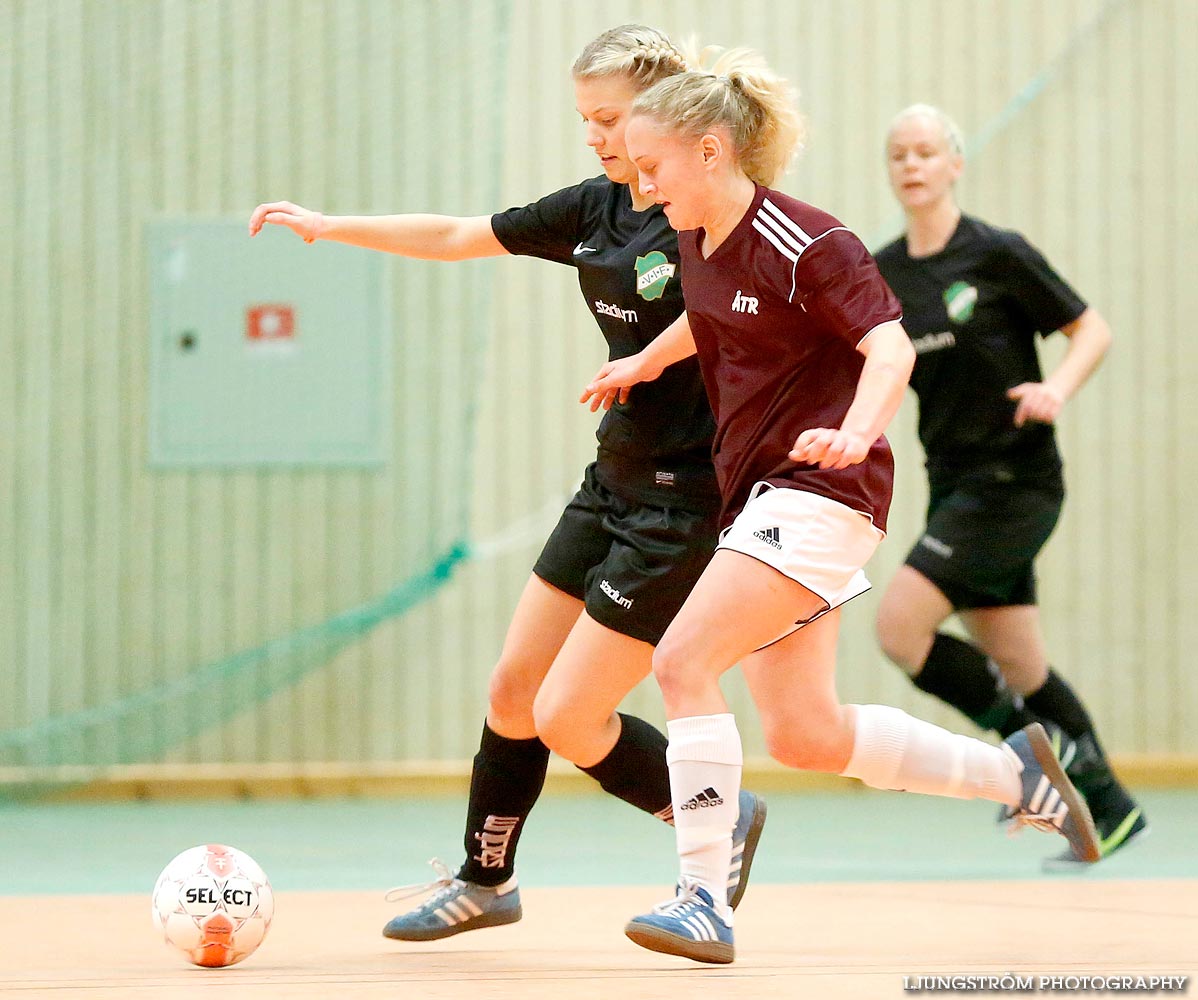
left=1, top=0, right=1194, bottom=769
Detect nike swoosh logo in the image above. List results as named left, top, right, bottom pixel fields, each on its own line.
left=573, top=242, right=598, bottom=255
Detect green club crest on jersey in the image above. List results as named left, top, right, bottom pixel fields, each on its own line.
left=635, top=251, right=677, bottom=301
left=943, top=281, right=978, bottom=324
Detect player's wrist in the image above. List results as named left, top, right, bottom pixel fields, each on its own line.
left=303, top=212, right=326, bottom=244
left=1046, top=379, right=1070, bottom=400
left=837, top=425, right=872, bottom=444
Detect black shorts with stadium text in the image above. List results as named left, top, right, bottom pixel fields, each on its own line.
left=905, top=469, right=1064, bottom=609
left=533, top=464, right=720, bottom=645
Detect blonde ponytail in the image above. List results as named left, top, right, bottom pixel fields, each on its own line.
left=632, top=47, right=805, bottom=186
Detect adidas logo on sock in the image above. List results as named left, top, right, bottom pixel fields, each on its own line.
left=753, top=526, right=782, bottom=549
left=680, top=787, right=724, bottom=810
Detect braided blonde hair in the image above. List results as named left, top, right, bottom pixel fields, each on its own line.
left=631, top=47, right=806, bottom=187
left=572, top=24, right=689, bottom=90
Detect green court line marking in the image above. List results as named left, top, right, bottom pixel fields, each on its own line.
left=0, top=790, right=1191, bottom=896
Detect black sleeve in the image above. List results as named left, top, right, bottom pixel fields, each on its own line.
left=490, top=181, right=591, bottom=265
left=998, top=231, right=1088, bottom=336
left=871, top=240, right=904, bottom=289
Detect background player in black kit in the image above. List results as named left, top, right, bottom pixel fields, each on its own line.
left=586, top=50, right=1099, bottom=966
left=249, top=25, right=766, bottom=943
left=873, top=104, right=1145, bottom=868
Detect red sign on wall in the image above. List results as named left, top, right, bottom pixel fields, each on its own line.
left=246, top=304, right=295, bottom=342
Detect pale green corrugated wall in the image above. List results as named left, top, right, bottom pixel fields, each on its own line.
left=3, top=0, right=1195, bottom=765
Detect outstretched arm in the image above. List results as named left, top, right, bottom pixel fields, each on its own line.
left=1007, top=306, right=1112, bottom=427
left=248, top=201, right=507, bottom=261
left=789, top=320, right=915, bottom=470
left=579, top=313, right=698, bottom=412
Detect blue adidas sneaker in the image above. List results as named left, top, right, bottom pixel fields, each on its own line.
left=382, top=859, right=521, bottom=941
left=995, top=724, right=1077, bottom=825
left=625, top=879, right=734, bottom=964
left=728, top=790, right=767, bottom=910
left=1003, top=723, right=1101, bottom=864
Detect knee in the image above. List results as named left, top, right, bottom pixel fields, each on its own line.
left=530, top=688, right=569, bottom=756
left=486, top=655, right=541, bottom=730
left=650, top=633, right=694, bottom=704
left=530, top=688, right=600, bottom=765
left=761, top=712, right=850, bottom=773
left=875, top=605, right=926, bottom=675
left=991, top=656, right=1048, bottom=697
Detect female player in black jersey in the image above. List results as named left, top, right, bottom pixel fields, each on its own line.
left=872, top=104, right=1145, bottom=868
left=249, top=25, right=766, bottom=942
left=584, top=51, right=1099, bottom=966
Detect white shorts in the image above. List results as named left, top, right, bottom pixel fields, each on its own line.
left=718, top=483, right=885, bottom=646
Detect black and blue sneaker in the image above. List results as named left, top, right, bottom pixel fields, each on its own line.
left=1042, top=802, right=1148, bottom=872
left=1041, top=732, right=1148, bottom=872
left=728, top=790, right=767, bottom=910
left=1003, top=723, right=1101, bottom=864
left=625, top=878, right=735, bottom=964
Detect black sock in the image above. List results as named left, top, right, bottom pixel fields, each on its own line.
left=1023, top=668, right=1094, bottom=739
left=913, top=633, right=1036, bottom=737
left=579, top=713, right=674, bottom=824
left=457, top=721, right=550, bottom=887
left=1024, top=669, right=1128, bottom=804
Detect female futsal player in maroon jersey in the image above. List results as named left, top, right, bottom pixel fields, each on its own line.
left=582, top=48, right=1100, bottom=965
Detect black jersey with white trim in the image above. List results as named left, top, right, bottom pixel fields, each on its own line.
left=875, top=215, right=1086, bottom=483
left=492, top=176, right=718, bottom=511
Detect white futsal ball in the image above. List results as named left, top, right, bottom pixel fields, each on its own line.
left=151, top=843, right=274, bottom=967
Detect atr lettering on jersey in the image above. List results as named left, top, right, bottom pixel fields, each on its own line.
left=731, top=289, right=759, bottom=314
left=912, top=330, right=957, bottom=354
left=595, top=300, right=638, bottom=323
left=599, top=579, right=633, bottom=609
left=635, top=250, right=677, bottom=301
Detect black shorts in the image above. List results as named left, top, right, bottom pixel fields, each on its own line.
left=905, top=472, right=1064, bottom=609
left=533, top=464, right=719, bottom=645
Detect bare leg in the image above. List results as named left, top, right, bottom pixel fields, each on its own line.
left=875, top=565, right=954, bottom=675
left=485, top=574, right=583, bottom=738
left=533, top=610, right=654, bottom=767
left=958, top=604, right=1049, bottom=694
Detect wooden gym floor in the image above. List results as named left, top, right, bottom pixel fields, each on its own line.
left=1, top=790, right=1194, bottom=997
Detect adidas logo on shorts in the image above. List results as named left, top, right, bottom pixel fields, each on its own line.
left=681, top=787, right=724, bottom=810
left=753, top=526, right=782, bottom=549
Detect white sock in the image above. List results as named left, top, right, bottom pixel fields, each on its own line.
left=840, top=704, right=1022, bottom=806
left=666, top=714, right=742, bottom=924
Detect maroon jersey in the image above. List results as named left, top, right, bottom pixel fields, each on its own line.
left=679, top=185, right=903, bottom=530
